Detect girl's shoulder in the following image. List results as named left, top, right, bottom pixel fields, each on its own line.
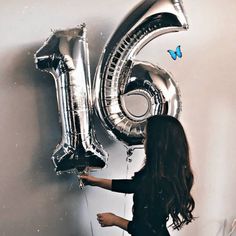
left=132, top=166, right=146, bottom=181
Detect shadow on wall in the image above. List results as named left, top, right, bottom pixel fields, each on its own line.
left=20, top=23, right=115, bottom=186
left=3, top=22, right=116, bottom=235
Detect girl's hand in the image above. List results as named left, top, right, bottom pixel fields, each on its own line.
left=80, top=176, right=112, bottom=190
left=80, top=174, right=98, bottom=186
left=97, top=213, right=118, bottom=227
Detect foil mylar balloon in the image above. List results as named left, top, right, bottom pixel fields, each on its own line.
left=94, top=0, right=188, bottom=146
left=35, top=25, right=108, bottom=173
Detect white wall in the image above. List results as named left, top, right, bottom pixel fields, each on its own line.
left=0, top=1, right=235, bottom=236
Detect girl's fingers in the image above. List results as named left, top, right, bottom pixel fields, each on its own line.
left=97, top=219, right=104, bottom=226
left=80, top=175, right=88, bottom=180
left=97, top=213, right=105, bottom=226
left=97, top=214, right=102, bottom=223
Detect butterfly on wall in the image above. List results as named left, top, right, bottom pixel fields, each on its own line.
left=167, top=45, right=182, bottom=60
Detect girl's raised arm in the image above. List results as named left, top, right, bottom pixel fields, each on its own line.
left=80, top=174, right=139, bottom=194
left=80, top=175, right=112, bottom=190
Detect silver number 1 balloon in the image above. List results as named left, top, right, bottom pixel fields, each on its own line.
left=94, top=0, right=188, bottom=146
left=35, top=25, right=108, bottom=173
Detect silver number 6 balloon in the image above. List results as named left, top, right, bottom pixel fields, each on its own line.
left=94, top=0, right=188, bottom=146
left=35, top=26, right=108, bottom=173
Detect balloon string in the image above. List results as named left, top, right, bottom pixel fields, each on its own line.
left=122, top=162, right=129, bottom=236
left=83, top=188, right=94, bottom=236
left=228, top=219, right=236, bottom=236
left=122, top=148, right=133, bottom=236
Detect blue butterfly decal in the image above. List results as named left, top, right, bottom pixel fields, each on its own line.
left=167, top=45, right=182, bottom=60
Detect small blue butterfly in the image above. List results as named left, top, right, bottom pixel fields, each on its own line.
left=167, top=45, right=182, bottom=60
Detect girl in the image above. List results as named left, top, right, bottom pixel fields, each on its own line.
left=81, top=115, right=195, bottom=236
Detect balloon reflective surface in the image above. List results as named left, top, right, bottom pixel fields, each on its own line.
left=35, top=25, right=108, bottom=173
left=119, top=60, right=181, bottom=145
left=94, top=0, right=188, bottom=146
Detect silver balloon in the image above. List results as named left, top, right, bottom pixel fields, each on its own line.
left=94, top=0, right=188, bottom=146
left=35, top=25, right=108, bottom=173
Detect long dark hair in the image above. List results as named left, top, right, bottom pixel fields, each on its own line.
left=141, top=115, right=195, bottom=230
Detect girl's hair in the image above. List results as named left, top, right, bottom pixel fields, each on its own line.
left=141, top=115, right=195, bottom=230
